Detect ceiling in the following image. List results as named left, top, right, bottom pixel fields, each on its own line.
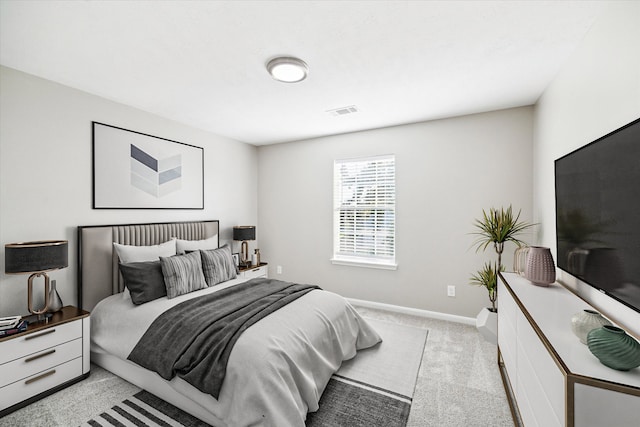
left=0, top=1, right=607, bottom=145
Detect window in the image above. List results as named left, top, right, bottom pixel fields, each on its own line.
left=332, top=155, right=396, bottom=269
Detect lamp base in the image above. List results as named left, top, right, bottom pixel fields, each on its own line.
left=22, top=312, right=53, bottom=325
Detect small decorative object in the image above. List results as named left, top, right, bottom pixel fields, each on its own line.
left=232, top=253, right=240, bottom=267
left=587, top=325, right=640, bottom=371
left=255, top=248, right=261, bottom=265
left=233, top=226, right=256, bottom=268
left=524, top=246, right=556, bottom=286
left=571, top=309, right=612, bottom=344
left=5, top=240, right=68, bottom=322
left=513, top=246, right=530, bottom=275
left=47, top=279, right=63, bottom=313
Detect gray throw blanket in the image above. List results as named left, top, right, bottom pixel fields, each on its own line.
left=127, top=278, right=320, bottom=399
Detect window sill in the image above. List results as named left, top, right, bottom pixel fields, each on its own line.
left=331, top=257, right=397, bottom=270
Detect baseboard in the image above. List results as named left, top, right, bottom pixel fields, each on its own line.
left=346, top=298, right=476, bottom=326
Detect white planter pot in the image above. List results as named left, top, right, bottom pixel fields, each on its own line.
left=476, top=307, right=498, bottom=344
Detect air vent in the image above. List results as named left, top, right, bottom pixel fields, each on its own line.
left=327, top=105, right=359, bottom=116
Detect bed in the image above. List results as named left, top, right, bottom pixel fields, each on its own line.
left=78, top=220, right=381, bottom=426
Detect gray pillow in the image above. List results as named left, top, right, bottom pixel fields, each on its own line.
left=200, top=244, right=238, bottom=286
left=160, top=251, right=207, bottom=298
left=119, top=261, right=167, bottom=305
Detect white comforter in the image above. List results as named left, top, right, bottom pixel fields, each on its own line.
left=90, top=278, right=381, bottom=426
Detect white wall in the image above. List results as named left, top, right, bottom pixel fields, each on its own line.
left=0, top=66, right=258, bottom=317
left=258, top=107, right=533, bottom=317
left=533, top=1, right=640, bottom=337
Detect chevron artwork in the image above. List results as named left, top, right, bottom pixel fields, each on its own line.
left=93, top=122, right=204, bottom=209
left=130, top=144, right=182, bottom=198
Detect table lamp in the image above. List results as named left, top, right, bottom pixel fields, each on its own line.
left=233, top=226, right=255, bottom=268
left=5, top=240, right=68, bottom=321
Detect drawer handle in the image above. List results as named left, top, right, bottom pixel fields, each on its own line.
left=24, top=329, right=56, bottom=340
left=24, top=349, right=56, bottom=363
left=25, top=369, right=56, bottom=385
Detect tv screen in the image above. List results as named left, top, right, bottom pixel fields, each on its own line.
left=555, top=118, right=640, bottom=313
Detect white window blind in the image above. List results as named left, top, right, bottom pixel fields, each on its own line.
left=333, top=155, right=396, bottom=268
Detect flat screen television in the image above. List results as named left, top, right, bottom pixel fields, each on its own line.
left=555, top=117, right=640, bottom=314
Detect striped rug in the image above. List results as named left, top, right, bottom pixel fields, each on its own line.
left=83, top=319, right=428, bottom=427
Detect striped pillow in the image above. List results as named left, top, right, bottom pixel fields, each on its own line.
left=160, top=251, right=207, bottom=298
left=200, top=244, right=237, bottom=286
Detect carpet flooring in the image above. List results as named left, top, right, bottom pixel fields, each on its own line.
left=0, top=306, right=514, bottom=427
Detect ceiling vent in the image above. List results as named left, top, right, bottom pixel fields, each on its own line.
left=327, top=105, right=359, bottom=116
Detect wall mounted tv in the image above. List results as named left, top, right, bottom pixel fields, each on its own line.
left=555, top=117, right=640, bottom=313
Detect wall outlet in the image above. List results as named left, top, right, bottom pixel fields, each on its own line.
left=276, top=265, right=282, bottom=274
left=447, top=285, right=456, bottom=297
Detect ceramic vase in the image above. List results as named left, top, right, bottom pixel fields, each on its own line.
left=525, top=246, right=556, bottom=286
left=47, top=279, right=63, bottom=313
left=571, top=309, right=612, bottom=345
left=587, top=325, right=640, bottom=371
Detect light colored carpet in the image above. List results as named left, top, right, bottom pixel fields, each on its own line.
left=0, top=306, right=514, bottom=427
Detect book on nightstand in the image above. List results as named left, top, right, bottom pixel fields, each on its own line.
left=0, top=319, right=28, bottom=337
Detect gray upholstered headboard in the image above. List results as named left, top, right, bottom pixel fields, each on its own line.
left=77, top=220, right=219, bottom=311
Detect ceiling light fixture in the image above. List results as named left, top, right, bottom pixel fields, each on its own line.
left=266, top=57, right=308, bottom=83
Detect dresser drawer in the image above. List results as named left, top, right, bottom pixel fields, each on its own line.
left=0, top=357, right=83, bottom=410
left=0, top=320, right=82, bottom=365
left=242, top=265, right=268, bottom=279
left=0, top=338, right=82, bottom=387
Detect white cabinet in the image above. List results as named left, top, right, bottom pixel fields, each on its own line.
left=0, top=307, right=90, bottom=416
left=498, top=273, right=640, bottom=427
left=238, top=264, right=268, bottom=280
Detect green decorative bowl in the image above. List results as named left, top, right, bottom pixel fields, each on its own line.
left=587, top=325, right=640, bottom=371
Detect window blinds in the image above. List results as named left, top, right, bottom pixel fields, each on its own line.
left=333, top=155, right=396, bottom=265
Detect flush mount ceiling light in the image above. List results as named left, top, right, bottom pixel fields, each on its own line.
left=266, top=57, right=308, bottom=83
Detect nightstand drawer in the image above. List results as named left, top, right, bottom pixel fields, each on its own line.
left=242, top=265, right=268, bottom=279
left=0, top=320, right=82, bottom=365
left=0, top=357, right=83, bottom=410
left=0, top=338, right=82, bottom=387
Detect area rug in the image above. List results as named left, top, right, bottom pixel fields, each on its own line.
left=82, top=319, right=428, bottom=427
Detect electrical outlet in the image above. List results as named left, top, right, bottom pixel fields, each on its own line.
left=277, top=265, right=282, bottom=274
left=447, top=285, right=456, bottom=297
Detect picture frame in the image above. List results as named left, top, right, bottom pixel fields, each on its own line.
left=232, top=253, right=240, bottom=267
left=92, top=122, right=204, bottom=209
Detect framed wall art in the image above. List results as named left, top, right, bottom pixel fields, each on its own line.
left=92, top=122, right=204, bottom=209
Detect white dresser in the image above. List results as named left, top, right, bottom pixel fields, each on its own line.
left=0, top=306, right=90, bottom=416
left=498, top=272, right=640, bottom=427
left=238, top=263, right=268, bottom=280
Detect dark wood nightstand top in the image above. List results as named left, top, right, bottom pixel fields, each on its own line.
left=238, top=262, right=268, bottom=273
left=0, top=306, right=89, bottom=343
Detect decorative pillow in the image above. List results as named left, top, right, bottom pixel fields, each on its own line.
left=114, top=239, right=177, bottom=263
left=119, top=261, right=167, bottom=305
left=176, top=235, right=218, bottom=255
left=160, top=251, right=207, bottom=298
left=200, top=244, right=238, bottom=286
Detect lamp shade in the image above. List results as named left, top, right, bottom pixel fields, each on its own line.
left=233, top=226, right=255, bottom=241
left=5, top=240, right=68, bottom=274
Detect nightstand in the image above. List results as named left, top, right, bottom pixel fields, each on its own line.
left=0, top=306, right=90, bottom=416
left=238, top=262, right=268, bottom=279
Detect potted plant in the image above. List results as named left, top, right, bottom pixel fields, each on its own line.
left=470, top=262, right=502, bottom=344
left=471, top=205, right=533, bottom=271
left=470, top=205, right=533, bottom=343
left=470, top=262, right=501, bottom=313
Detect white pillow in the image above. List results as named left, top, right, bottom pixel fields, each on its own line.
left=114, top=238, right=177, bottom=263
left=175, top=235, right=218, bottom=254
